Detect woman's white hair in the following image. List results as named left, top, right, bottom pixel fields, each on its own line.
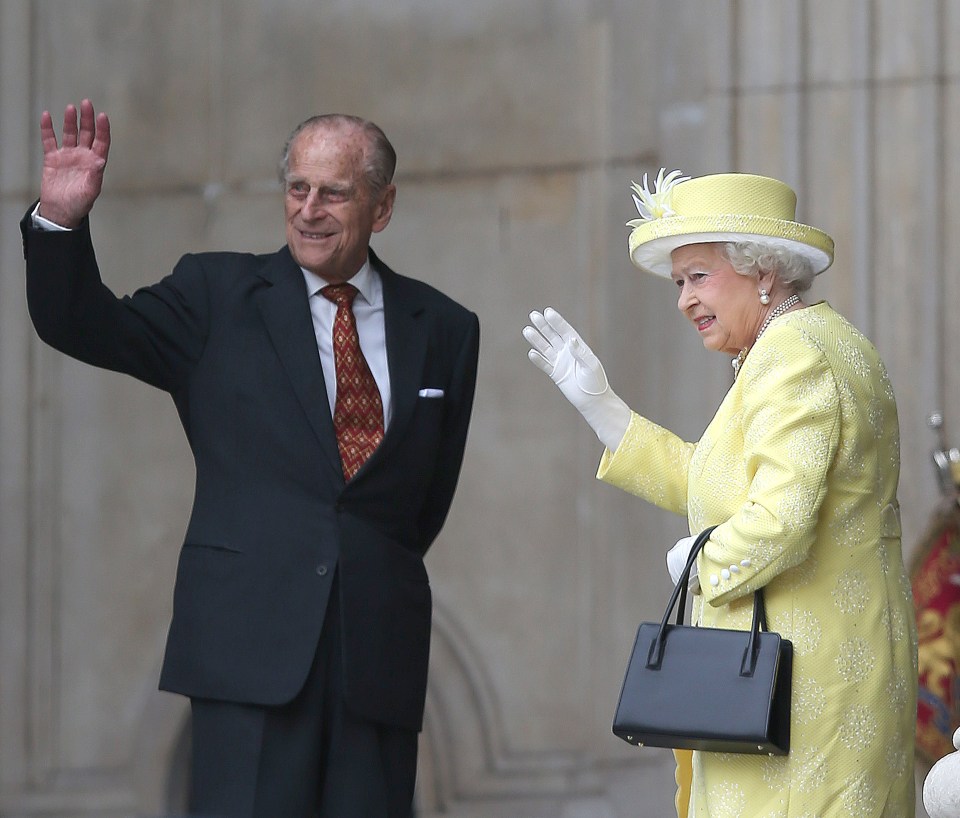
left=720, top=241, right=816, bottom=293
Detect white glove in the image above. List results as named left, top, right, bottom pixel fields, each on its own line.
left=667, top=534, right=698, bottom=585
left=523, top=308, right=632, bottom=451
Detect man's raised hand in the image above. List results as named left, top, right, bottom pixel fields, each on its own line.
left=39, top=99, right=111, bottom=228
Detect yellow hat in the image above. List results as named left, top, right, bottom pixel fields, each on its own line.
left=627, top=170, right=835, bottom=278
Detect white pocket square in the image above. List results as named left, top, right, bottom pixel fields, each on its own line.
left=418, top=388, right=444, bottom=398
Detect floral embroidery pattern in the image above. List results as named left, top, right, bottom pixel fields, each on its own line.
left=836, top=637, right=876, bottom=683
left=841, top=772, right=878, bottom=817
left=839, top=705, right=877, bottom=750
left=832, top=569, right=870, bottom=615
left=792, top=675, right=827, bottom=725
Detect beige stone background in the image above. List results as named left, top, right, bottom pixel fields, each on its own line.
left=0, top=1, right=954, bottom=816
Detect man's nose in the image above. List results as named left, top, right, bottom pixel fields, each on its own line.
left=301, top=190, right=328, bottom=220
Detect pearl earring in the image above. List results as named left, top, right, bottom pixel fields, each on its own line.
left=759, top=289, right=771, bottom=305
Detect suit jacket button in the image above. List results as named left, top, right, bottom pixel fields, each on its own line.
left=316, top=564, right=328, bottom=576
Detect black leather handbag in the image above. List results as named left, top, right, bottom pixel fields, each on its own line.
left=612, top=526, right=792, bottom=755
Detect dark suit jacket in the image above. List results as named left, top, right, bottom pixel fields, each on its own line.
left=21, top=211, right=479, bottom=731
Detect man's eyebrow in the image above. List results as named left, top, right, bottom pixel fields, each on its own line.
left=284, top=177, right=353, bottom=192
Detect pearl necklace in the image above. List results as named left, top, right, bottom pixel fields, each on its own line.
left=731, top=294, right=801, bottom=380
left=757, top=293, right=800, bottom=340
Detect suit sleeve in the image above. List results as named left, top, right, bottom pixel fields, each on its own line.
left=416, top=311, right=480, bottom=553
left=22, top=210, right=209, bottom=394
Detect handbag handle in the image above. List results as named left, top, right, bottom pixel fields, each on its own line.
left=646, top=525, right=770, bottom=677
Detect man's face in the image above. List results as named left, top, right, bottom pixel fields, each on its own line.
left=284, top=124, right=395, bottom=283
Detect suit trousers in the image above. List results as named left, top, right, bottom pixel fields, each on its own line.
left=188, top=570, right=418, bottom=818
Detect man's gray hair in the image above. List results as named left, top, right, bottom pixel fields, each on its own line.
left=278, top=114, right=397, bottom=198
left=721, top=241, right=816, bottom=293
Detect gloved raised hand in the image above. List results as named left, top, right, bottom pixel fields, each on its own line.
left=523, top=308, right=632, bottom=451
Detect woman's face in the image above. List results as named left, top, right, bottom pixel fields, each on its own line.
left=670, top=242, right=765, bottom=356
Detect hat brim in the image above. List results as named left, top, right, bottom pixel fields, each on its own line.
left=628, top=215, right=834, bottom=278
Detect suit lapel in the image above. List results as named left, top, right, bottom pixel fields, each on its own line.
left=252, top=248, right=426, bottom=482
left=368, top=252, right=427, bottom=468
left=254, top=248, right=344, bottom=479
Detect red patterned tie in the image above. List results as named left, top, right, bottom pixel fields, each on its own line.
left=321, top=284, right=385, bottom=480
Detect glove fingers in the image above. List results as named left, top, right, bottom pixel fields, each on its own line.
left=522, top=325, right=557, bottom=365
left=544, top=310, right=603, bottom=376
left=526, top=348, right=555, bottom=375
left=542, top=307, right=578, bottom=343
left=529, top=310, right=564, bottom=348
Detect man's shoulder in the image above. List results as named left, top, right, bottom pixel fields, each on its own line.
left=372, top=253, right=476, bottom=324
left=175, top=246, right=296, bottom=287
left=389, top=270, right=474, bottom=315
left=181, top=246, right=288, bottom=271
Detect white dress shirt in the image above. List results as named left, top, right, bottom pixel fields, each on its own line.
left=301, top=261, right=393, bottom=430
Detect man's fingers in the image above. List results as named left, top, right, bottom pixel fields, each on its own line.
left=92, top=111, right=111, bottom=161
left=77, top=99, right=96, bottom=149
left=61, top=104, right=78, bottom=148
left=39, top=110, right=59, bottom=154
left=40, top=100, right=110, bottom=167
left=77, top=99, right=109, bottom=160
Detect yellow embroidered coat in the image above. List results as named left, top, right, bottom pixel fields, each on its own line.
left=598, top=303, right=917, bottom=817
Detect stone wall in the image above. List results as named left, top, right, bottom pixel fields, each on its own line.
left=0, top=1, right=952, bottom=815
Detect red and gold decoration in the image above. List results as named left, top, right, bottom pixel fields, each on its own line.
left=912, top=431, right=960, bottom=764
left=321, top=284, right=384, bottom=480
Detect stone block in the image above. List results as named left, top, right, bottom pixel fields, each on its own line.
left=872, top=81, right=940, bottom=549
left=947, top=2, right=960, bottom=78
left=0, top=198, right=33, bottom=787
left=806, top=0, right=871, bottom=84
left=943, top=81, right=960, bottom=430
left=220, top=4, right=616, bottom=182
left=736, top=0, right=803, bottom=89
left=0, top=1, right=33, bottom=194
left=803, top=86, right=872, bottom=328
left=874, top=0, right=940, bottom=80
left=735, top=90, right=802, bottom=184
left=607, top=0, right=661, bottom=160
left=34, top=0, right=216, bottom=191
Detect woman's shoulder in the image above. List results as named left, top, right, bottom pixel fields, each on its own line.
left=743, top=303, right=832, bottom=377
left=761, top=302, right=872, bottom=355
left=759, top=301, right=892, bottom=390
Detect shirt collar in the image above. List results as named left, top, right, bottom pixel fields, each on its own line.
left=301, top=257, right=379, bottom=306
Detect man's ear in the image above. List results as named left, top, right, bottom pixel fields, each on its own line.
left=371, top=185, right=396, bottom=234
